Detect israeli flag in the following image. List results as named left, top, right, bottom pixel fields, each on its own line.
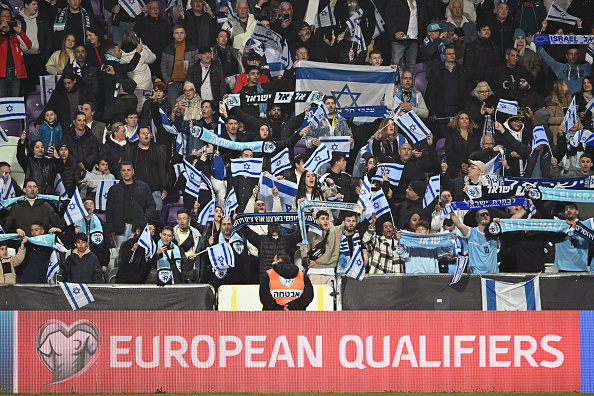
left=496, top=99, right=518, bottom=116
left=198, top=198, right=215, bottom=225
left=295, top=61, right=396, bottom=116
left=54, top=174, right=68, bottom=200
left=184, top=159, right=207, bottom=198
left=266, top=47, right=284, bottom=78
left=345, top=8, right=364, bottom=33
left=586, top=96, right=594, bottom=113
left=165, top=0, right=180, bottom=10
left=138, top=224, right=156, bottom=258
left=271, top=148, right=291, bottom=175
left=281, top=40, right=293, bottom=70
left=302, top=102, right=329, bottom=129
left=158, top=108, right=178, bottom=135
left=60, top=282, right=94, bottom=310
left=319, top=136, right=350, bottom=156
left=372, top=5, right=385, bottom=39
left=225, top=0, right=240, bottom=28
left=174, top=162, right=185, bottom=181
left=337, top=245, right=365, bottom=280
left=0, top=97, right=25, bottom=121
left=449, top=256, right=468, bottom=285
left=245, top=37, right=264, bottom=57
left=586, top=43, right=594, bottom=65
left=371, top=163, right=404, bottom=186
left=372, top=190, right=390, bottom=218
left=231, top=158, right=263, bottom=178
left=357, top=177, right=372, bottom=209
left=39, top=75, right=60, bottom=105
left=64, top=188, right=86, bottom=225
left=47, top=248, right=60, bottom=283
left=353, top=16, right=366, bottom=55
left=95, top=179, right=118, bottom=211
left=1, top=173, right=15, bottom=200
left=260, top=173, right=297, bottom=212
left=546, top=1, right=577, bottom=25
left=394, top=111, right=431, bottom=144
left=224, top=188, right=238, bottom=221
left=118, top=0, right=143, bottom=17
left=481, top=276, right=541, bottom=311
left=573, top=129, right=594, bottom=147
left=303, top=143, right=332, bottom=173
left=423, top=175, right=440, bottom=208
left=253, top=21, right=282, bottom=50
left=175, top=132, right=186, bottom=156
left=208, top=242, right=235, bottom=271
left=0, top=126, right=8, bottom=147
left=314, top=3, right=336, bottom=28
left=563, top=96, right=578, bottom=132
left=530, top=126, right=550, bottom=155
left=485, top=147, right=505, bottom=175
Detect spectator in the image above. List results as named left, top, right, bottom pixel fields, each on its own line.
left=133, top=1, right=170, bottom=79
left=120, top=30, right=155, bottom=111
left=518, top=75, right=546, bottom=129
left=536, top=45, right=592, bottom=95
left=449, top=209, right=497, bottom=273
left=390, top=180, right=433, bottom=229
left=430, top=189, right=467, bottom=231
left=0, top=11, right=31, bottom=97
left=80, top=102, right=106, bottom=146
left=4, top=179, right=61, bottom=236
left=100, top=123, right=127, bottom=177
left=444, top=112, right=481, bottom=178
left=80, top=155, right=116, bottom=198
left=229, top=149, right=258, bottom=211
left=46, top=33, right=75, bottom=74
left=512, top=0, right=545, bottom=36
left=212, top=29, right=241, bottom=84
left=288, top=21, right=327, bottom=62
left=186, top=46, right=226, bottom=104
left=175, top=100, right=217, bottom=155
left=304, top=95, right=353, bottom=149
left=84, top=26, right=111, bottom=71
left=233, top=51, right=270, bottom=93
left=72, top=196, right=109, bottom=272
left=421, top=23, right=447, bottom=72
left=140, top=79, right=173, bottom=148
left=60, top=111, right=99, bottom=172
left=146, top=226, right=185, bottom=284
left=385, top=0, right=427, bottom=72
left=443, top=0, right=481, bottom=23
left=363, top=212, right=405, bottom=274
left=124, top=108, right=139, bottom=140
left=161, top=25, right=199, bottom=108
left=101, top=41, right=142, bottom=108
left=487, top=2, right=516, bottom=58
left=546, top=80, right=573, bottom=141
left=393, top=71, right=429, bottom=119
left=172, top=81, right=202, bottom=121
left=202, top=217, right=247, bottom=286
left=105, top=161, right=156, bottom=247
left=0, top=162, right=23, bottom=201
left=370, top=118, right=410, bottom=164
left=104, top=0, right=145, bottom=46
left=52, top=142, right=81, bottom=196
left=576, top=76, right=593, bottom=131
left=173, top=209, right=202, bottom=283
left=0, top=238, right=27, bottom=284
left=292, top=171, right=337, bottom=212
left=18, top=221, right=53, bottom=282
left=63, top=45, right=101, bottom=104
left=115, top=222, right=154, bottom=283
left=179, top=0, right=216, bottom=49
left=468, top=134, right=502, bottom=164
left=493, top=47, right=531, bottom=102
left=271, top=1, right=295, bottom=40
left=464, top=81, right=497, bottom=127
left=16, top=133, right=58, bottom=195
left=463, top=22, right=500, bottom=86
left=63, top=233, right=104, bottom=283
left=553, top=203, right=591, bottom=272
left=442, top=159, right=487, bottom=201
left=397, top=220, right=452, bottom=273
left=300, top=210, right=341, bottom=285
left=52, top=0, right=92, bottom=48
left=439, top=1, right=477, bottom=45
left=551, top=153, right=594, bottom=178
left=102, top=78, right=138, bottom=125
left=513, top=29, right=540, bottom=79
left=37, top=109, right=63, bottom=154
left=320, top=152, right=350, bottom=195
left=259, top=252, right=314, bottom=311
left=224, top=0, right=256, bottom=51
left=284, top=153, right=307, bottom=185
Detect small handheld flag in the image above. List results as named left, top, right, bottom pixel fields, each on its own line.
left=230, top=158, right=263, bottom=178
left=64, top=188, right=86, bottom=226
left=423, top=176, right=440, bottom=208
left=138, top=224, right=156, bottom=258
left=60, top=282, right=94, bottom=310
left=496, top=99, right=518, bottom=116
left=303, top=144, right=332, bottom=173
left=271, top=148, right=291, bottom=175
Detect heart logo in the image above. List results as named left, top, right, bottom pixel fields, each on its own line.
left=35, top=319, right=100, bottom=385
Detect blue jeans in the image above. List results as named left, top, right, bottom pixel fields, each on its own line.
left=391, top=40, right=418, bottom=73
left=0, top=68, right=20, bottom=98
left=111, top=21, right=135, bottom=47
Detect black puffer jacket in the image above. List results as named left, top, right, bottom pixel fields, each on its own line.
left=16, top=140, right=58, bottom=195
left=60, top=126, right=100, bottom=171
left=115, top=235, right=153, bottom=284
left=444, top=127, right=481, bottom=178
left=100, top=135, right=127, bottom=177
left=105, top=179, right=156, bottom=235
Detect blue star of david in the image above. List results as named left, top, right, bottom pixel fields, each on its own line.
left=266, top=30, right=272, bottom=36
left=384, top=169, right=390, bottom=174
left=360, top=189, right=367, bottom=196
left=68, top=203, right=77, bottom=210
left=6, top=105, right=13, bottom=113
left=217, top=256, right=225, bottom=263
left=374, top=202, right=379, bottom=209
left=103, top=192, right=108, bottom=199
left=331, top=84, right=361, bottom=107
left=73, top=287, right=80, bottom=294
left=355, top=259, right=362, bottom=266
left=243, top=163, right=251, bottom=170
left=321, top=10, right=327, bottom=16
left=188, top=172, right=195, bottom=180
left=276, top=160, right=282, bottom=166
left=314, top=155, right=321, bottom=161
left=409, top=124, right=417, bottom=132
left=500, top=104, right=506, bottom=109
left=47, top=88, right=54, bottom=95
left=331, top=144, right=338, bottom=151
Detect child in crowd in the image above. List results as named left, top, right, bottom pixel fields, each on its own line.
left=37, top=110, right=62, bottom=154
left=79, top=156, right=116, bottom=200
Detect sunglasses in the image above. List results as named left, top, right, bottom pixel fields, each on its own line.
left=479, top=212, right=490, bottom=217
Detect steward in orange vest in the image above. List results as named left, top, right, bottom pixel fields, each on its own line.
left=259, top=253, right=314, bottom=310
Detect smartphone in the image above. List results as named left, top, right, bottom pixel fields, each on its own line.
left=101, top=64, right=110, bottom=72
left=143, top=90, right=154, bottom=97
left=7, top=21, right=17, bottom=27
left=283, top=13, right=290, bottom=21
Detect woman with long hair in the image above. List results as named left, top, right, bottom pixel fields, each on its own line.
left=85, top=26, right=112, bottom=70
left=547, top=80, right=573, bottom=144
left=46, top=34, right=75, bottom=75
left=371, top=118, right=409, bottom=163
left=212, top=29, right=241, bottom=78
left=292, top=171, right=337, bottom=213
left=120, top=30, right=156, bottom=112
left=444, top=112, right=480, bottom=178
left=256, top=123, right=306, bottom=171
left=576, top=76, right=593, bottom=131
left=16, top=132, right=58, bottom=195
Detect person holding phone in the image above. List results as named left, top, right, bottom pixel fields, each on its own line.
left=271, top=1, right=294, bottom=40
left=0, top=9, right=32, bottom=97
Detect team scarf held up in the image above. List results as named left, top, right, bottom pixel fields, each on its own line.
left=442, top=198, right=535, bottom=218
left=77, top=214, right=104, bottom=246
left=156, top=240, right=182, bottom=285
left=527, top=186, right=594, bottom=203
left=0, top=194, right=66, bottom=209
left=224, top=91, right=322, bottom=108
left=298, top=200, right=363, bottom=244
left=533, top=34, right=594, bottom=46
left=190, top=125, right=277, bottom=153
left=53, top=6, right=91, bottom=43
left=335, top=106, right=392, bottom=119
left=231, top=212, right=318, bottom=235
left=487, top=218, right=570, bottom=236
left=398, top=230, right=455, bottom=249
left=574, top=219, right=594, bottom=245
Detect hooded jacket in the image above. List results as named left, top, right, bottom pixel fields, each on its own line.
left=63, top=249, right=104, bottom=284
left=16, top=7, right=52, bottom=60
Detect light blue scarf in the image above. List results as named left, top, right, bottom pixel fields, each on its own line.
left=398, top=230, right=454, bottom=249
left=156, top=240, right=182, bottom=273
left=78, top=214, right=104, bottom=246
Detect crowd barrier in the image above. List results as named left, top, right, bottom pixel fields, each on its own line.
left=217, top=284, right=334, bottom=311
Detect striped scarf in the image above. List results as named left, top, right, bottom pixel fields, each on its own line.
left=338, top=230, right=361, bottom=269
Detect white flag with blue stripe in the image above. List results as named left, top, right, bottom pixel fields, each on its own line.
left=372, top=5, right=385, bottom=39
left=54, top=174, right=68, bottom=200
left=353, top=16, right=366, bottom=55
left=546, top=1, right=577, bottom=25
left=0, top=97, right=25, bottom=121
left=587, top=43, right=594, bottom=64
left=95, top=179, right=119, bottom=211
left=394, top=111, right=431, bottom=143
left=225, top=0, right=240, bottom=28
left=260, top=173, right=297, bottom=212
left=47, top=249, right=60, bottom=283
left=281, top=40, right=293, bottom=70
left=449, top=256, right=468, bottom=285
left=224, top=188, right=238, bottom=221
left=198, top=198, right=215, bottom=225
left=303, top=143, right=332, bottom=173
left=60, top=282, right=94, bottom=310
left=271, top=148, right=291, bottom=175
left=481, top=276, right=541, bottom=311
left=346, top=8, right=363, bottom=33
left=184, top=159, right=209, bottom=198
left=208, top=242, right=235, bottom=270
left=0, top=126, right=8, bottom=147
left=371, top=163, right=404, bottom=186
left=314, top=3, right=336, bottom=28
left=496, top=99, right=518, bottom=116
left=253, top=21, right=282, bottom=50
left=531, top=126, right=550, bottom=155
left=423, top=175, right=440, bottom=208
left=166, top=0, right=180, bottom=10
left=174, top=162, right=185, bottom=181
left=64, top=188, right=86, bottom=225
left=39, top=75, right=60, bottom=105
left=319, top=136, right=350, bottom=156
left=302, top=102, right=329, bottom=129
left=485, top=147, right=505, bottom=175
left=358, top=177, right=373, bottom=219
left=563, top=96, right=578, bottom=132
left=118, top=0, right=143, bottom=17
left=231, top=158, right=263, bottom=178
left=1, top=173, right=15, bottom=200
left=158, top=108, right=178, bottom=135
left=337, top=245, right=365, bottom=280
left=586, top=97, right=594, bottom=112
left=572, top=129, right=594, bottom=146
left=372, top=190, right=390, bottom=218
left=138, top=224, right=156, bottom=258
left=175, top=132, right=186, bottom=155
left=245, top=37, right=264, bottom=56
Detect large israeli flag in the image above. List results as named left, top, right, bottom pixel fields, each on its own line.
left=481, top=276, right=541, bottom=311
left=0, top=97, right=25, bottom=121
left=295, top=61, right=396, bottom=116
left=40, top=75, right=60, bottom=105
left=231, top=158, right=263, bottom=178
left=260, top=173, right=297, bottom=212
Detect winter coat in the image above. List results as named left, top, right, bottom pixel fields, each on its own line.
left=160, top=39, right=199, bottom=85
left=60, top=126, right=100, bottom=171
left=35, top=78, right=93, bottom=130
left=492, top=63, right=532, bottom=102
left=18, top=243, right=51, bottom=283
left=16, top=8, right=52, bottom=61
left=385, top=0, right=427, bottom=42
left=121, top=141, right=169, bottom=192
left=517, top=47, right=541, bottom=79
left=463, top=37, right=501, bottom=87
left=487, top=15, right=518, bottom=58
left=121, top=47, right=156, bottom=90
left=105, top=179, right=156, bottom=235
left=0, top=247, right=26, bottom=284
left=115, top=235, right=153, bottom=284
left=55, top=156, right=81, bottom=196
left=37, top=121, right=63, bottom=153
left=16, top=140, right=58, bottom=195
left=186, top=58, right=227, bottom=103
left=63, top=250, right=104, bottom=284
left=4, top=198, right=60, bottom=236
left=101, top=93, right=138, bottom=125
left=224, top=13, right=257, bottom=51
left=546, top=93, right=572, bottom=137
left=180, top=11, right=217, bottom=50
left=444, top=127, right=481, bottom=178
left=99, top=136, right=126, bottom=177
left=242, top=227, right=302, bottom=276
left=45, top=50, right=74, bottom=74
left=425, top=62, right=471, bottom=118
left=133, top=14, right=171, bottom=63
left=79, top=164, right=115, bottom=198
left=0, top=29, right=32, bottom=78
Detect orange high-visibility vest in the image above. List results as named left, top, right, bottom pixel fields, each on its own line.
left=267, top=268, right=305, bottom=306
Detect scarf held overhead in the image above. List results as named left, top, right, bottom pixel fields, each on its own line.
left=231, top=212, right=318, bottom=235
left=298, top=200, right=363, bottom=244
left=191, top=125, right=277, bottom=153
left=224, top=91, right=322, bottom=108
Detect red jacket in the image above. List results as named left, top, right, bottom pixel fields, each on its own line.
left=0, top=30, right=32, bottom=78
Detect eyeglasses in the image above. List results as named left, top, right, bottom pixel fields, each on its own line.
left=478, top=90, right=489, bottom=94
left=479, top=212, right=490, bottom=217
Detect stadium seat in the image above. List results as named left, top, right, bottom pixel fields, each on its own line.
left=412, top=62, right=425, bottom=77
left=26, top=92, right=43, bottom=124
left=0, top=120, right=24, bottom=137
left=162, top=203, right=185, bottom=225
left=4, top=0, right=20, bottom=15
left=294, top=139, right=308, bottom=156
left=26, top=119, right=37, bottom=143
left=436, top=137, right=446, bottom=164
left=89, top=0, right=101, bottom=15
left=414, top=71, right=427, bottom=96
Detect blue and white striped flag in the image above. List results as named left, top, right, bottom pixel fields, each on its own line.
left=175, top=132, right=186, bottom=155
left=563, top=96, right=578, bottom=132
left=586, top=96, right=594, bottom=113
left=39, top=75, right=60, bottom=105
left=496, top=99, right=518, bottom=116
left=174, top=162, right=185, bottom=180
left=302, top=102, right=329, bottom=129
left=345, top=8, right=363, bottom=33
left=183, top=159, right=213, bottom=198
left=450, top=256, right=468, bottom=285
left=372, top=190, right=390, bottom=218
left=303, top=143, right=331, bottom=173
left=281, top=40, right=293, bottom=70
left=245, top=37, right=264, bottom=56
left=481, top=276, right=541, bottom=311
left=271, top=148, right=291, bottom=175
left=224, top=188, right=238, bottom=221
left=225, top=0, right=240, bottom=28
left=118, top=0, right=144, bottom=17
left=260, top=173, right=297, bottom=212
left=208, top=242, right=235, bottom=270
left=64, top=188, right=86, bottom=225
left=319, top=136, right=350, bottom=156
left=371, top=163, right=404, bottom=186
left=0, top=97, right=25, bottom=121
left=572, top=129, right=594, bottom=146
left=372, top=5, right=385, bottom=39
left=1, top=173, right=15, bottom=200
left=54, top=174, right=68, bottom=200
left=138, top=224, right=156, bottom=258
left=166, top=0, right=180, bottom=10
left=60, top=282, right=94, bottom=310
left=531, top=126, right=550, bottom=155
left=47, top=249, right=60, bottom=283
left=95, top=179, right=118, bottom=211
left=231, top=158, right=263, bottom=178
left=158, top=108, right=178, bottom=135
left=353, top=16, right=366, bottom=55
left=337, top=245, right=365, bottom=280
left=198, top=198, right=215, bottom=225
left=266, top=41, right=293, bottom=77
left=394, top=111, right=431, bottom=143
left=586, top=43, right=594, bottom=65
left=423, top=175, right=440, bottom=208
left=0, top=126, right=8, bottom=147
left=253, top=21, right=282, bottom=50
left=315, top=3, right=336, bottom=28
left=358, top=175, right=372, bottom=206
left=485, top=147, right=505, bottom=175
left=546, top=1, right=577, bottom=25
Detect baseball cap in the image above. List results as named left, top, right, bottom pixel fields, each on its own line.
left=469, top=160, right=487, bottom=174
left=427, top=23, right=442, bottom=32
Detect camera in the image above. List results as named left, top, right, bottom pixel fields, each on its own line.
left=143, top=90, right=154, bottom=97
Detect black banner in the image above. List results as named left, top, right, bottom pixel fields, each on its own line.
left=232, top=212, right=317, bottom=234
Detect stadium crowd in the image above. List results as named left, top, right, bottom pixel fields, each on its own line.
left=0, top=0, right=594, bottom=290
